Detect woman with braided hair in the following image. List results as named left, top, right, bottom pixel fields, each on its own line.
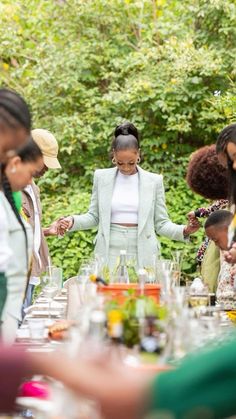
left=0, top=139, right=43, bottom=342
left=0, top=88, right=32, bottom=322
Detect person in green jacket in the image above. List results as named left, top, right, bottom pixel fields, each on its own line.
left=28, top=335, right=236, bottom=419
left=1, top=336, right=236, bottom=418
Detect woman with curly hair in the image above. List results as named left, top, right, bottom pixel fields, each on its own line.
left=186, top=144, right=229, bottom=291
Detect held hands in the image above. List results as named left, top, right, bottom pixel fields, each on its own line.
left=187, top=211, right=196, bottom=222
left=224, top=243, right=236, bottom=264
left=44, top=216, right=74, bottom=237
left=57, top=216, right=74, bottom=236
left=184, top=212, right=201, bottom=236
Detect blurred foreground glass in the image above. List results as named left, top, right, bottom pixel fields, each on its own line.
left=189, top=284, right=209, bottom=309
left=171, top=262, right=181, bottom=287
left=45, top=266, right=62, bottom=292
left=28, top=318, right=45, bottom=341
left=156, top=259, right=173, bottom=302
left=172, top=250, right=184, bottom=268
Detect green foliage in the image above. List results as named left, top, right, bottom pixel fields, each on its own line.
left=42, top=190, right=96, bottom=279
left=0, top=0, right=235, bottom=278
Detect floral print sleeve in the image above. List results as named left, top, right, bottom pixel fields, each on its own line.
left=216, top=260, right=236, bottom=310
left=194, top=199, right=228, bottom=218
left=196, top=199, right=229, bottom=264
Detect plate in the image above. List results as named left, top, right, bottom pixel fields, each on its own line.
left=26, top=347, right=55, bottom=353
left=28, top=310, right=62, bottom=318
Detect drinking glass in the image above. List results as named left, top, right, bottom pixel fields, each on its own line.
left=171, top=262, right=181, bottom=287
left=172, top=286, right=188, bottom=310
left=172, top=250, right=184, bottom=269
left=188, top=285, right=209, bottom=316
left=42, top=275, right=60, bottom=318
left=156, top=259, right=174, bottom=302
left=28, top=318, right=45, bottom=341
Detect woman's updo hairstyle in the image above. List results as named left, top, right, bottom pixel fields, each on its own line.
left=111, top=121, right=140, bottom=152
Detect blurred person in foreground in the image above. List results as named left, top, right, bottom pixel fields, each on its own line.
left=2, top=335, right=236, bottom=419
left=0, top=88, right=32, bottom=320
left=22, top=129, right=61, bottom=309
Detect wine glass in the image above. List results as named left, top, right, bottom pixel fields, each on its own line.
left=156, top=259, right=174, bottom=303
left=42, top=275, right=60, bottom=318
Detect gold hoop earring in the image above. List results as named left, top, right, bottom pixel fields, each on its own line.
left=112, top=157, right=116, bottom=165
left=137, top=157, right=141, bottom=163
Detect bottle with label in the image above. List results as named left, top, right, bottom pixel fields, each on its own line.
left=107, top=310, right=123, bottom=344
left=116, top=250, right=130, bottom=284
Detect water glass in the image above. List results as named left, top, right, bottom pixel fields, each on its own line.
left=51, top=266, right=63, bottom=290
left=156, top=259, right=173, bottom=301
left=171, top=262, right=181, bottom=287
left=172, top=250, right=184, bottom=269
left=189, top=285, right=209, bottom=309
left=28, top=318, right=45, bottom=341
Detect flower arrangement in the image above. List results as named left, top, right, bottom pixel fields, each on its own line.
left=105, top=290, right=167, bottom=348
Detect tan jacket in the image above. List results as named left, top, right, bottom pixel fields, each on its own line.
left=22, top=182, right=49, bottom=277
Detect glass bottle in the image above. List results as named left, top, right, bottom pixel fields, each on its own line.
left=116, top=250, right=129, bottom=284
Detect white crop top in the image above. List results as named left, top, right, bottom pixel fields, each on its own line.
left=111, top=171, right=139, bottom=224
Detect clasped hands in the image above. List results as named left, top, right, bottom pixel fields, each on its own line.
left=224, top=243, right=236, bottom=265
left=45, top=216, right=74, bottom=237
left=184, top=211, right=201, bottom=236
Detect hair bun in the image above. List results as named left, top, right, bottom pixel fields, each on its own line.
left=114, top=122, right=139, bottom=141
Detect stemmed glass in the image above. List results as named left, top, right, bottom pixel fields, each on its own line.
left=156, top=259, right=174, bottom=303
left=42, top=266, right=62, bottom=318
left=77, top=262, right=97, bottom=307
left=172, top=250, right=184, bottom=286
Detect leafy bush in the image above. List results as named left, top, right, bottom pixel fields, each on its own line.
left=42, top=190, right=95, bottom=279
left=0, top=0, right=235, bottom=278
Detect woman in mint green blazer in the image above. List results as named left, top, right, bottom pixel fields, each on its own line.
left=59, top=122, right=199, bottom=269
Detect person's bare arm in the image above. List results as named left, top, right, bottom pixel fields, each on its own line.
left=28, top=352, right=151, bottom=419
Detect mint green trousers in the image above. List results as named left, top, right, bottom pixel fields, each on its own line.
left=108, top=224, right=138, bottom=271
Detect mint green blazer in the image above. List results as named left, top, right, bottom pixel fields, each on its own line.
left=71, top=166, right=185, bottom=267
